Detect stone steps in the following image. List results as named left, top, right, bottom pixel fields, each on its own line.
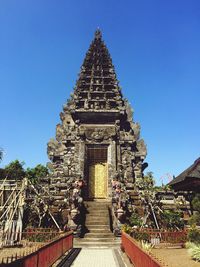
left=86, top=219, right=110, bottom=223
left=74, top=238, right=121, bottom=247
left=73, top=241, right=121, bottom=248
left=75, top=240, right=115, bottom=243
left=86, top=205, right=110, bottom=208
left=86, top=208, right=109, bottom=212
left=86, top=214, right=109, bottom=218
left=88, top=227, right=111, bottom=234
left=86, top=223, right=110, bottom=228
left=87, top=221, right=110, bottom=225
left=74, top=200, right=118, bottom=248
left=85, top=233, right=114, bottom=238
left=87, top=213, right=108, bottom=217
left=85, top=203, right=110, bottom=208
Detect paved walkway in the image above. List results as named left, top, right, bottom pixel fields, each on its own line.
left=71, top=248, right=125, bottom=267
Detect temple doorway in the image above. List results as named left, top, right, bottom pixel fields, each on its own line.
left=86, top=145, right=108, bottom=199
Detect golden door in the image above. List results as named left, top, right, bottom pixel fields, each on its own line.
left=89, top=163, right=107, bottom=198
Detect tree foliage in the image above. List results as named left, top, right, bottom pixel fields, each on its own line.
left=192, top=194, right=200, bottom=213
left=143, top=171, right=155, bottom=189
left=189, top=194, right=200, bottom=226
left=129, top=212, right=143, bottom=227
left=4, top=160, right=25, bottom=180
left=0, top=160, right=49, bottom=183
left=188, top=226, right=200, bottom=244
left=137, top=171, right=155, bottom=190
left=26, top=164, right=49, bottom=184
left=161, top=210, right=184, bottom=229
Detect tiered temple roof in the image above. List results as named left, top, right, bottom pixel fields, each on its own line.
left=63, top=30, right=125, bottom=122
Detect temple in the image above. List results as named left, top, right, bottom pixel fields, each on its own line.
left=47, top=30, right=147, bottom=235
left=169, top=158, right=200, bottom=192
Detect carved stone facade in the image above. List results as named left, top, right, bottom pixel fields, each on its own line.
left=47, top=30, right=147, bottom=232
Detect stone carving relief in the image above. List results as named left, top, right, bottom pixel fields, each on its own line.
left=131, top=122, right=140, bottom=140
left=60, top=112, right=75, bottom=127
left=56, top=124, right=64, bottom=141
left=47, top=139, right=65, bottom=158
left=120, top=130, right=135, bottom=142
left=79, top=126, right=116, bottom=142
left=63, top=99, right=75, bottom=112
left=125, top=99, right=134, bottom=122
left=136, top=139, right=147, bottom=158
left=90, top=129, right=104, bottom=141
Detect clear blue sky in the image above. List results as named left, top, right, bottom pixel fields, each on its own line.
left=0, top=0, right=200, bottom=185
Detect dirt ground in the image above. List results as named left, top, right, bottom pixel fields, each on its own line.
left=0, top=242, right=45, bottom=263
left=152, top=248, right=200, bottom=267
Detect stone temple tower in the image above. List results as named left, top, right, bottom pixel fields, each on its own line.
left=47, top=30, right=147, bottom=232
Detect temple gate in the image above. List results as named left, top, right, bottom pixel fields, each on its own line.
left=47, top=30, right=147, bottom=232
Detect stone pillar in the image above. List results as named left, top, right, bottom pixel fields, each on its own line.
left=78, top=141, right=85, bottom=178
left=107, top=143, right=112, bottom=198
left=116, top=142, right=121, bottom=168
left=111, top=140, right=117, bottom=172
left=107, top=141, right=117, bottom=198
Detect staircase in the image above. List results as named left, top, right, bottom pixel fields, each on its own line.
left=74, top=201, right=120, bottom=248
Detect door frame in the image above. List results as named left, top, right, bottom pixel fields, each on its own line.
left=85, top=144, right=108, bottom=200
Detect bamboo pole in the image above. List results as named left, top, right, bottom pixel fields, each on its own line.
left=0, top=187, right=22, bottom=220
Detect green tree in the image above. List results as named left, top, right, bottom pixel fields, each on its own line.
left=0, top=148, right=3, bottom=162
left=129, top=212, right=143, bottom=227
left=161, top=210, right=184, bottom=229
left=188, top=226, right=200, bottom=244
left=141, top=171, right=155, bottom=190
left=4, top=160, right=25, bottom=180
left=192, top=194, right=200, bottom=212
left=26, top=164, right=49, bottom=184
left=0, top=168, right=5, bottom=179
left=0, top=148, right=5, bottom=179
left=189, top=194, right=200, bottom=226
